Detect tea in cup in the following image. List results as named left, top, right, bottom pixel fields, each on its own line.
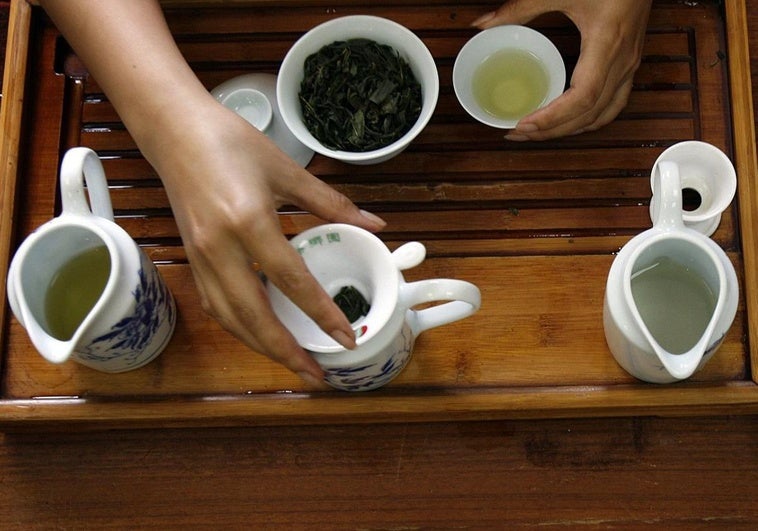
left=266, top=224, right=481, bottom=391
left=453, top=25, right=566, bottom=128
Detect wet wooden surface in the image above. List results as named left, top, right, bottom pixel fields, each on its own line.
left=0, top=1, right=757, bottom=527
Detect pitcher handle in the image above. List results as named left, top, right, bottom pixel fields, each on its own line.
left=399, top=279, right=481, bottom=336
left=60, top=147, right=115, bottom=221
left=651, top=160, right=684, bottom=229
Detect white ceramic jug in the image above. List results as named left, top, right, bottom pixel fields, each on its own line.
left=7, top=148, right=177, bottom=373
left=267, top=224, right=481, bottom=391
left=603, top=161, right=738, bottom=383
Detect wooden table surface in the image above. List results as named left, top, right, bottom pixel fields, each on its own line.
left=1, top=1, right=757, bottom=528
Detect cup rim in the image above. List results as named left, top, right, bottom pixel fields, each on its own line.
left=452, top=24, right=566, bottom=129
left=218, top=87, right=273, bottom=131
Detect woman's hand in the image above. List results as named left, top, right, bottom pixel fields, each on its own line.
left=154, top=101, right=385, bottom=385
left=39, top=0, right=385, bottom=385
left=473, top=0, right=653, bottom=141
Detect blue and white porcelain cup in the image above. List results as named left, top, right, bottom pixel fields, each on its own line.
left=7, top=147, right=177, bottom=372
left=267, top=224, right=481, bottom=391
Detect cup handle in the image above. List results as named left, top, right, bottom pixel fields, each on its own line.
left=60, top=147, right=115, bottom=221
left=651, top=160, right=684, bottom=229
left=399, top=279, right=481, bottom=335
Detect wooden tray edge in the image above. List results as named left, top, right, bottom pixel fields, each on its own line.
left=725, top=0, right=758, bottom=382
left=1, top=382, right=757, bottom=431
left=0, top=0, right=32, bottom=356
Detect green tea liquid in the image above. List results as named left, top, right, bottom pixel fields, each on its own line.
left=44, top=245, right=111, bottom=340
left=631, top=257, right=717, bottom=354
left=472, top=49, right=549, bottom=121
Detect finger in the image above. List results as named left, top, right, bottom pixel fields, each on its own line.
left=506, top=70, right=633, bottom=141
left=508, top=36, right=618, bottom=139
left=506, top=81, right=629, bottom=142
left=288, top=171, right=386, bottom=231
left=506, top=86, right=605, bottom=140
left=188, top=244, right=326, bottom=384
left=579, top=77, right=633, bottom=133
left=259, top=142, right=387, bottom=232
left=473, top=0, right=566, bottom=29
left=246, top=211, right=358, bottom=351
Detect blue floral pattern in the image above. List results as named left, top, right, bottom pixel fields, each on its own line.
left=79, top=251, right=176, bottom=369
left=323, top=323, right=414, bottom=391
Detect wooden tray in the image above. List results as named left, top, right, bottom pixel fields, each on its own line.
left=2, top=0, right=758, bottom=430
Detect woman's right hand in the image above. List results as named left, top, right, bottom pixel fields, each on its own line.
left=39, top=0, right=386, bottom=385
left=153, top=100, right=386, bottom=386
left=473, top=0, right=653, bottom=141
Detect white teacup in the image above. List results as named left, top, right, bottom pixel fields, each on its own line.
left=453, top=25, right=566, bottom=129
left=650, top=141, right=737, bottom=236
left=267, top=224, right=481, bottom=391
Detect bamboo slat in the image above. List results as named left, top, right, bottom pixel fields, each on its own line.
left=0, top=0, right=31, bottom=368
left=725, top=0, right=758, bottom=381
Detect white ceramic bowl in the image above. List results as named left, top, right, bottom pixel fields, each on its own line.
left=277, top=15, right=439, bottom=165
left=453, top=25, right=566, bottom=129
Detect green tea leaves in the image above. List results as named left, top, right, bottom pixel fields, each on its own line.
left=333, top=286, right=371, bottom=323
left=299, top=39, right=422, bottom=152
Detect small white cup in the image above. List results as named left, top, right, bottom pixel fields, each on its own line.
left=649, top=141, right=737, bottom=236
left=453, top=25, right=566, bottom=129
left=211, top=73, right=315, bottom=167
left=266, top=224, right=481, bottom=391
left=220, top=88, right=273, bottom=131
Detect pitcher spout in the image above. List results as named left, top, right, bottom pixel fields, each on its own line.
left=652, top=334, right=711, bottom=381
left=16, top=292, right=80, bottom=365
left=7, top=219, right=116, bottom=367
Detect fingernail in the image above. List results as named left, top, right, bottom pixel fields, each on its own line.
left=297, top=370, right=324, bottom=388
left=330, top=328, right=357, bottom=350
left=359, top=209, right=386, bottom=228
left=471, top=11, right=495, bottom=27
left=516, top=122, right=539, bottom=133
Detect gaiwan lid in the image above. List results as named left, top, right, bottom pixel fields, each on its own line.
left=211, top=73, right=315, bottom=167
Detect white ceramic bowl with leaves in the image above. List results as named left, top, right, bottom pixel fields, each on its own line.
left=277, top=15, right=439, bottom=165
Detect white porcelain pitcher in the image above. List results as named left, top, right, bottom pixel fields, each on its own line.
left=603, top=161, right=738, bottom=383
left=7, top=148, right=177, bottom=373
left=267, top=224, right=481, bottom=391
